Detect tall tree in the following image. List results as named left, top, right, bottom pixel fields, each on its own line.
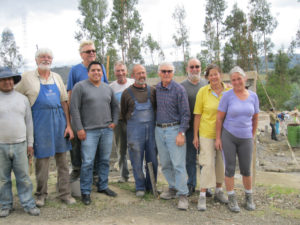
left=144, top=34, right=164, bottom=65
left=249, top=0, right=278, bottom=74
left=109, top=0, right=143, bottom=66
left=75, top=0, right=111, bottom=62
left=0, top=28, right=23, bottom=72
left=203, top=0, right=226, bottom=66
left=172, top=5, right=190, bottom=72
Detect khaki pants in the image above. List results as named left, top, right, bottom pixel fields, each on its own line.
left=35, top=152, right=71, bottom=200
left=199, top=137, right=224, bottom=189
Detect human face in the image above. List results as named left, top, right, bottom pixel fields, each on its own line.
left=36, top=53, right=52, bottom=70
left=114, top=64, right=127, bottom=84
left=80, top=44, right=96, bottom=64
left=0, top=77, right=14, bottom=92
left=88, top=64, right=103, bottom=85
left=187, top=59, right=201, bottom=80
left=159, top=65, right=174, bottom=87
left=133, top=65, right=147, bottom=87
left=230, top=72, right=247, bottom=91
left=207, top=68, right=221, bottom=86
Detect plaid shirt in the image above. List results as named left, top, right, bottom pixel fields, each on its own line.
left=156, top=80, right=190, bottom=133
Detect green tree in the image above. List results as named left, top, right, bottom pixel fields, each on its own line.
left=0, top=28, right=23, bottom=72
left=196, top=50, right=210, bottom=71
left=222, top=43, right=234, bottom=73
left=172, top=5, right=190, bottom=72
left=249, top=0, right=278, bottom=74
left=109, top=0, right=143, bottom=66
left=144, top=34, right=164, bottom=66
left=203, top=0, right=226, bottom=66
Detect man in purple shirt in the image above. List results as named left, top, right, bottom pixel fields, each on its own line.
left=155, top=62, right=190, bottom=210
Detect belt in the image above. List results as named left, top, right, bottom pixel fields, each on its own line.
left=156, top=122, right=180, bottom=128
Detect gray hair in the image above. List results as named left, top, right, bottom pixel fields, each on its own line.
left=79, top=40, right=94, bottom=52
left=229, top=66, right=246, bottom=77
left=158, top=62, right=175, bottom=73
left=35, top=48, right=53, bottom=59
left=114, top=61, right=127, bottom=70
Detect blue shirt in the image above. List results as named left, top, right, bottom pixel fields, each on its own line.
left=67, top=63, right=108, bottom=91
left=156, top=80, right=190, bottom=133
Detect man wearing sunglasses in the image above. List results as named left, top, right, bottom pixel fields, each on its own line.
left=67, top=40, right=108, bottom=182
left=180, top=58, right=208, bottom=197
left=155, top=62, right=190, bottom=210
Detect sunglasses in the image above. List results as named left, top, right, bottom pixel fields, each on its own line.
left=161, top=70, right=173, bottom=74
left=190, top=65, right=200, bottom=69
left=82, top=50, right=96, bottom=54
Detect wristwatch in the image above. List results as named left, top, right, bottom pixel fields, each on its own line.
left=179, top=132, right=185, bottom=136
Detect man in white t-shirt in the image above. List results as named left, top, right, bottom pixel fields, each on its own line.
left=110, top=61, right=134, bottom=183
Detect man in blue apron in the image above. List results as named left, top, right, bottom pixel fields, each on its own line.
left=16, top=48, right=76, bottom=207
left=120, top=64, right=158, bottom=197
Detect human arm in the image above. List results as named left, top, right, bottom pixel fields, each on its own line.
left=110, top=87, right=119, bottom=126
left=24, top=97, right=34, bottom=157
left=67, top=90, right=72, bottom=106
left=193, top=114, right=201, bottom=150
left=215, top=111, right=226, bottom=151
left=70, top=83, right=84, bottom=139
left=61, top=101, right=74, bottom=140
left=252, top=113, right=259, bottom=137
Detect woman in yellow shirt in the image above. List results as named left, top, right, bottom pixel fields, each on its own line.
left=193, top=64, right=230, bottom=211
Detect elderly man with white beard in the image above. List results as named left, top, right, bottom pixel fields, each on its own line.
left=16, top=48, right=76, bottom=207
left=180, top=58, right=208, bottom=196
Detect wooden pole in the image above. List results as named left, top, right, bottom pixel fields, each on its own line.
left=147, top=162, right=158, bottom=198
left=252, top=71, right=258, bottom=185
left=106, top=55, right=110, bottom=81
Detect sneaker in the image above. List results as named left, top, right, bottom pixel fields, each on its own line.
left=0, top=208, right=12, bottom=217
left=228, top=194, right=240, bottom=213
left=245, top=193, right=255, bottom=211
left=178, top=195, right=189, bottom=210
left=62, top=196, right=76, bottom=205
left=24, top=207, right=40, bottom=216
left=206, top=188, right=213, bottom=198
left=160, top=188, right=177, bottom=200
left=197, top=196, right=206, bottom=211
left=69, top=169, right=80, bottom=182
left=136, top=191, right=145, bottom=197
left=97, top=188, right=117, bottom=197
left=81, top=194, right=91, bottom=205
left=118, top=177, right=128, bottom=183
left=214, top=190, right=228, bottom=204
left=35, top=196, right=45, bottom=207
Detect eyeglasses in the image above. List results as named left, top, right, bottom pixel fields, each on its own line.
left=160, top=70, right=173, bottom=74
left=190, top=65, right=200, bottom=69
left=82, top=50, right=96, bottom=54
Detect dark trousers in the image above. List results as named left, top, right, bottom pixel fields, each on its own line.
left=270, top=123, right=277, bottom=140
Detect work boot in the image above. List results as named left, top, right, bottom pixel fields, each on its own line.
left=61, top=196, right=76, bottom=205
left=197, top=196, right=206, bottom=211
left=228, top=194, right=240, bottom=213
left=136, top=191, right=145, bottom=197
left=0, top=208, right=12, bottom=217
left=245, top=193, right=255, bottom=211
left=160, top=188, right=177, bottom=200
left=24, top=207, right=40, bottom=216
left=69, top=169, right=80, bottom=182
left=178, top=195, right=189, bottom=210
left=214, top=190, right=228, bottom=204
left=187, top=185, right=195, bottom=197
left=35, top=196, right=45, bottom=207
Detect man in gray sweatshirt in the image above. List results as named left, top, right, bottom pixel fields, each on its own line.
left=70, top=61, right=119, bottom=205
left=0, top=67, right=40, bottom=217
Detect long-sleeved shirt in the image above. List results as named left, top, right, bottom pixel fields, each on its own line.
left=0, top=90, right=33, bottom=146
left=156, top=80, right=190, bottom=133
left=70, top=79, right=119, bottom=131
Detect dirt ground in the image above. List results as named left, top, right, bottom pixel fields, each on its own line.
left=1, top=113, right=300, bottom=225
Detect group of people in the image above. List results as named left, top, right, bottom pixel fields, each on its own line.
left=0, top=39, right=259, bottom=217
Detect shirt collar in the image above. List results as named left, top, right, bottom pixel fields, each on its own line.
left=157, top=80, right=174, bottom=90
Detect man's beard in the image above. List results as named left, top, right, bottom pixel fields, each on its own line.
left=38, top=63, right=51, bottom=70
left=188, top=72, right=200, bottom=82
left=135, top=78, right=146, bottom=85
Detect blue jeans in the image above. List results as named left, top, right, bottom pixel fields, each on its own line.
left=186, top=129, right=197, bottom=188
left=127, top=122, right=158, bottom=191
left=0, top=142, right=36, bottom=210
left=155, top=125, right=188, bottom=196
left=80, top=128, right=113, bottom=194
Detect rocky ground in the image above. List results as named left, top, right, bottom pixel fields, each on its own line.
left=1, top=113, right=300, bottom=225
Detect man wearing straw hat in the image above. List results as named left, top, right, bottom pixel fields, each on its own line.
left=0, top=67, right=40, bottom=217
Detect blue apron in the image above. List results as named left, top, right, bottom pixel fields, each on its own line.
left=32, top=78, right=71, bottom=158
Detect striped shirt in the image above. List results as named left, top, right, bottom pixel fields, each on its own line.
left=156, top=80, right=190, bottom=133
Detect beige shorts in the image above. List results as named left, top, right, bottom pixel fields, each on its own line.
left=199, top=137, right=225, bottom=189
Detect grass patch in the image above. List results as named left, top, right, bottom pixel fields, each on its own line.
left=112, top=182, right=136, bottom=193
left=270, top=205, right=300, bottom=219
left=266, top=185, right=300, bottom=198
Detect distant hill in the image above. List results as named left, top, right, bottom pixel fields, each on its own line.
left=52, top=66, right=71, bottom=84
left=260, top=54, right=300, bottom=71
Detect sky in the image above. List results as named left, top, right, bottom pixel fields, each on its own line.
left=0, top=0, right=300, bottom=71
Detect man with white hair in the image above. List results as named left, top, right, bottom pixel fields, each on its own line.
left=0, top=67, right=40, bottom=217
left=155, top=62, right=190, bottom=210
left=109, top=61, right=134, bottom=183
left=180, top=58, right=208, bottom=196
left=67, top=40, right=108, bottom=181
left=16, top=48, right=76, bottom=207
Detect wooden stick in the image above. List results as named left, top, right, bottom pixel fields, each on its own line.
left=147, top=162, right=158, bottom=198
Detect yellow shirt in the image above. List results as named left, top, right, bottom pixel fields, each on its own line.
left=193, top=83, right=231, bottom=139
left=15, top=69, right=68, bottom=106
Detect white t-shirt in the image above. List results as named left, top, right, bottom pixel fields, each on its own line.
left=109, top=78, right=135, bottom=103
